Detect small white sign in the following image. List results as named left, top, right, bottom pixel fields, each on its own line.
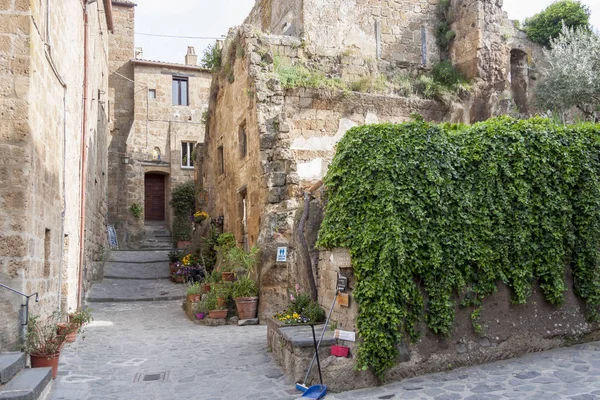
left=276, top=247, right=288, bottom=262
left=334, top=329, right=356, bottom=342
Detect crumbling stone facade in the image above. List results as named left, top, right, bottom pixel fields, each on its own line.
left=201, top=27, right=449, bottom=321
left=107, top=3, right=212, bottom=248
left=0, top=0, right=111, bottom=350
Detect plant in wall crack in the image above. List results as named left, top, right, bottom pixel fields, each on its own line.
left=318, top=117, right=600, bottom=378
left=130, top=203, right=143, bottom=219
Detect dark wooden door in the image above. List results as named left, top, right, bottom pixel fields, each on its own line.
left=144, top=174, right=165, bottom=221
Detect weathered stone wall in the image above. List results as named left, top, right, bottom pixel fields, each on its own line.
left=107, top=2, right=135, bottom=247
left=0, top=0, right=110, bottom=350
left=316, top=248, right=600, bottom=391
left=202, top=27, right=449, bottom=322
left=450, top=0, right=546, bottom=121
left=244, top=0, right=303, bottom=37
left=245, top=0, right=441, bottom=69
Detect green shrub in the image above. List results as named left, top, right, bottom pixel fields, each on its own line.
left=274, top=56, right=345, bottom=91
left=201, top=44, right=222, bottom=72
left=232, top=278, right=258, bottom=298
left=432, top=60, right=466, bottom=87
left=304, top=301, right=325, bottom=323
left=318, top=117, right=600, bottom=378
left=523, top=0, right=590, bottom=47
left=186, top=282, right=202, bottom=296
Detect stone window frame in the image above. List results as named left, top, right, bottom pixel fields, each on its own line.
left=172, top=76, right=189, bottom=106
left=181, top=141, right=195, bottom=169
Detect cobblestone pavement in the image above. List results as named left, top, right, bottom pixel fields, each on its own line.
left=50, top=249, right=600, bottom=400
left=329, top=343, right=600, bottom=400
left=49, top=301, right=296, bottom=400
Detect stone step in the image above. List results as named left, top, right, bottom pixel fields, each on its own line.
left=107, top=250, right=170, bottom=263
left=0, top=353, right=25, bottom=385
left=0, top=367, right=52, bottom=400
left=140, top=244, right=174, bottom=250
left=87, top=278, right=185, bottom=302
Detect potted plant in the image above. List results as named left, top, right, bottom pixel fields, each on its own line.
left=215, top=233, right=237, bottom=280
left=233, top=278, right=259, bottom=319
left=214, top=282, right=232, bottom=308
left=24, top=312, right=66, bottom=379
left=222, top=246, right=260, bottom=280
left=186, top=282, right=202, bottom=303
left=196, top=298, right=208, bottom=320
left=206, top=292, right=227, bottom=319
left=168, top=250, right=183, bottom=272
left=194, top=211, right=209, bottom=224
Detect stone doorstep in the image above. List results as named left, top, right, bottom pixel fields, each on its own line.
left=0, top=367, right=52, bottom=400
left=0, top=353, right=25, bottom=385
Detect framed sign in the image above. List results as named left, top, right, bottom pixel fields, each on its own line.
left=276, top=247, right=288, bottom=262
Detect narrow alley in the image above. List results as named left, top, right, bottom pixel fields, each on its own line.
left=48, top=248, right=296, bottom=400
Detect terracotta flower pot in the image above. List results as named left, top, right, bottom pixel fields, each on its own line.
left=187, top=293, right=201, bottom=303
left=57, top=323, right=77, bottom=343
left=209, top=309, right=227, bottom=319
left=202, top=283, right=211, bottom=293
left=173, top=275, right=185, bottom=283
left=177, top=241, right=191, bottom=249
left=30, top=353, right=60, bottom=379
left=221, top=272, right=234, bottom=282
left=217, top=297, right=227, bottom=308
left=235, top=297, right=258, bottom=320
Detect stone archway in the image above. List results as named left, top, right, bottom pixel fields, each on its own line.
left=510, top=49, right=529, bottom=114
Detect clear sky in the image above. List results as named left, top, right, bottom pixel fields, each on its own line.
left=134, top=0, right=600, bottom=64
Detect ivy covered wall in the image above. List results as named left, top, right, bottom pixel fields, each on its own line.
left=318, top=117, right=600, bottom=377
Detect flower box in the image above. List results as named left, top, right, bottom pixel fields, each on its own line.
left=331, top=345, right=350, bottom=358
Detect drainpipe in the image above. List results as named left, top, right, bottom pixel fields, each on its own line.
left=77, top=8, right=89, bottom=308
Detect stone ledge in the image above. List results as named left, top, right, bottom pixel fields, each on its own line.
left=279, top=325, right=336, bottom=348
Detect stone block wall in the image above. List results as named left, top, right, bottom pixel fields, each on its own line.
left=107, top=2, right=135, bottom=246
left=0, top=0, right=110, bottom=350
left=201, top=27, right=449, bottom=322
left=316, top=248, right=600, bottom=391
left=245, top=0, right=441, bottom=69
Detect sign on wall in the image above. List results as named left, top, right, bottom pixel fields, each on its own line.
left=276, top=247, right=288, bottom=262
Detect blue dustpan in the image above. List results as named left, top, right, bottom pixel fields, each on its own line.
left=301, top=384, right=327, bottom=399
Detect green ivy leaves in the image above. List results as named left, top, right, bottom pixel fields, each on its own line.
left=317, top=117, right=600, bottom=379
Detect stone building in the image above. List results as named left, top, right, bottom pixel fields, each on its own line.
left=198, top=0, right=559, bottom=387
left=201, top=0, right=546, bottom=320
left=0, top=0, right=112, bottom=350
left=107, top=3, right=212, bottom=248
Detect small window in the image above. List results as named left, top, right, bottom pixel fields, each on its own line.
left=172, top=77, right=188, bottom=106
left=181, top=142, right=195, bottom=168
left=218, top=146, right=224, bottom=175
left=239, top=120, right=247, bottom=158
left=148, top=89, right=156, bottom=99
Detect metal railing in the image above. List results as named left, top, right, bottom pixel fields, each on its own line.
left=0, top=283, right=39, bottom=327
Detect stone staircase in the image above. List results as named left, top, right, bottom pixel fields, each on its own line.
left=141, top=221, right=173, bottom=249
left=0, top=353, right=52, bottom=400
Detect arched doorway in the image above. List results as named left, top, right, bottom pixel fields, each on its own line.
left=144, top=173, right=166, bottom=221
left=510, top=49, right=529, bottom=114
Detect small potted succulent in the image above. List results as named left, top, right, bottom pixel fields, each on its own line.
left=24, top=312, right=66, bottom=379
left=232, top=278, right=259, bottom=319
left=186, top=282, right=202, bottom=303
left=206, top=291, right=227, bottom=319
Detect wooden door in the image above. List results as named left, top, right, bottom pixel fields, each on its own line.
left=144, top=174, right=165, bottom=221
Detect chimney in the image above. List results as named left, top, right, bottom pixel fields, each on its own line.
left=135, top=47, right=143, bottom=59
left=185, top=46, right=198, bottom=66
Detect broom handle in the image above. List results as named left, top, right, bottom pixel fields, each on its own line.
left=302, top=290, right=338, bottom=385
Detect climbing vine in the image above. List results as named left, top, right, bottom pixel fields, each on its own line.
left=317, top=117, right=600, bottom=378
